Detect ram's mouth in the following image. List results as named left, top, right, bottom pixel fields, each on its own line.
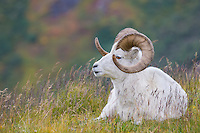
left=94, top=71, right=100, bottom=74
left=93, top=70, right=102, bottom=76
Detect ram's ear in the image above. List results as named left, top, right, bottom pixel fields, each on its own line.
left=129, top=48, right=139, bottom=59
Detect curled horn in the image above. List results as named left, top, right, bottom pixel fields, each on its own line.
left=95, top=37, right=108, bottom=56
left=113, top=28, right=154, bottom=73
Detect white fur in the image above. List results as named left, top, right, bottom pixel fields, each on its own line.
left=92, top=43, right=188, bottom=124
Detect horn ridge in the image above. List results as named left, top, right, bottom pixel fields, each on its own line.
left=95, top=37, right=108, bottom=56
left=112, top=28, right=154, bottom=73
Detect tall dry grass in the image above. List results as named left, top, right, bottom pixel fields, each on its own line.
left=0, top=59, right=199, bottom=132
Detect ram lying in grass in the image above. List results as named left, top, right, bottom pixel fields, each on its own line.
left=92, top=28, right=188, bottom=124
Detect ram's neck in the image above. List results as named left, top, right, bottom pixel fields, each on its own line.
left=111, top=73, right=139, bottom=92
left=111, top=78, right=125, bottom=90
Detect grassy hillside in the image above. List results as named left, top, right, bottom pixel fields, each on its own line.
left=0, top=60, right=199, bottom=132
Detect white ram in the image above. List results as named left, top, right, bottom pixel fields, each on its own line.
left=92, top=28, right=188, bottom=124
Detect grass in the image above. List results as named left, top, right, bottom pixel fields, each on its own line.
left=0, top=59, right=199, bottom=132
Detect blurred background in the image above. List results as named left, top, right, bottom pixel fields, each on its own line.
left=0, top=0, right=200, bottom=90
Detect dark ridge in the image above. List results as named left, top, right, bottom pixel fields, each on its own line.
left=49, top=0, right=80, bottom=17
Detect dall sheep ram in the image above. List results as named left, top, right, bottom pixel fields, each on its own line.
left=92, top=28, right=188, bottom=124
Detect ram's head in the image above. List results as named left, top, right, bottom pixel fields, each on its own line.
left=92, top=28, right=154, bottom=79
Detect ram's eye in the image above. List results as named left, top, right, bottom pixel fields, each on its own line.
left=116, top=56, right=122, bottom=59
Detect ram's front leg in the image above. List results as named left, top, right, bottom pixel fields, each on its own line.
left=95, top=89, right=117, bottom=120
left=96, top=102, right=116, bottom=120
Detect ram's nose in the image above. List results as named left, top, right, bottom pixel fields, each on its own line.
left=93, top=64, right=98, bottom=68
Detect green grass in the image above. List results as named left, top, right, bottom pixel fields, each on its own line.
left=0, top=60, right=199, bottom=132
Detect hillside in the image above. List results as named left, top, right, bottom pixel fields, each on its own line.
left=0, top=62, right=199, bottom=132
